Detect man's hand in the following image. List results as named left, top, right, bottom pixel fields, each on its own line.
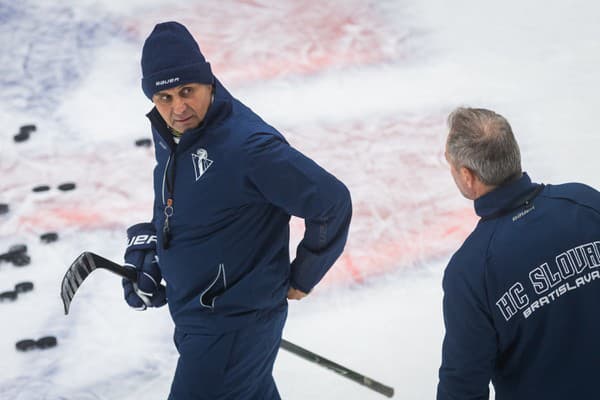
left=287, top=287, right=308, bottom=300
left=122, top=222, right=167, bottom=310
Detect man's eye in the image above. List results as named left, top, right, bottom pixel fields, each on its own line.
left=158, top=95, right=171, bottom=103
left=181, top=87, right=193, bottom=96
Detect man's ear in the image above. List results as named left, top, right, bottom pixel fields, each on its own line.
left=460, top=166, right=477, bottom=192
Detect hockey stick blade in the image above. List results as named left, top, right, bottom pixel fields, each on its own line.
left=280, top=339, right=394, bottom=398
left=61, top=252, right=137, bottom=315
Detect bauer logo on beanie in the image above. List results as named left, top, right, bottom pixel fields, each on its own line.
left=141, top=21, right=213, bottom=99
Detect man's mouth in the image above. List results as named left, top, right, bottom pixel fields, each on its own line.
left=174, top=116, right=193, bottom=123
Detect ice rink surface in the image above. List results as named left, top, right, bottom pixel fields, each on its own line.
left=1, top=1, right=599, bottom=398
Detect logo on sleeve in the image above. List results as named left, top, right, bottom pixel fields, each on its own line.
left=192, top=148, right=213, bottom=181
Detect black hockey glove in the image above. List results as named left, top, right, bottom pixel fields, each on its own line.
left=122, top=223, right=167, bottom=310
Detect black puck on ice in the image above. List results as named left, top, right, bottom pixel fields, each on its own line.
left=0, top=203, right=8, bottom=215
left=32, top=185, right=50, bottom=193
left=0, top=291, right=18, bottom=302
left=0, top=244, right=27, bottom=263
left=135, top=138, right=152, bottom=147
left=40, top=232, right=59, bottom=243
left=11, top=253, right=31, bottom=267
left=20, top=124, right=37, bottom=134
left=15, top=339, right=37, bottom=352
left=8, top=244, right=27, bottom=255
left=36, top=336, right=57, bottom=349
left=14, top=282, right=34, bottom=293
left=13, top=131, right=30, bottom=143
left=57, top=182, right=76, bottom=191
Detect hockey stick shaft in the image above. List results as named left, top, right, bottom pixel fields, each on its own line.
left=280, top=339, right=394, bottom=398
left=85, top=252, right=137, bottom=280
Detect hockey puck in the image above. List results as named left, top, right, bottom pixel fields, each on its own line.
left=32, top=185, right=50, bottom=193
left=15, top=282, right=34, bottom=293
left=8, top=244, right=27, bottom=254
left=20, top=124, right=37, bottom=134
left=0, top=203, right=8, bottom=215
left=40, top=232, right=59, bottom=243
left=0, top=291, right=18, bottom=302
left=36, top=336, right=57, bottom=349
left=57, top=182, right=76, bottom=191
left=13, top=131, right=30, bottom=143
left=16, top=339, right=37, bottom=352
left=1, top=245, right=27, bottom=263
left=135, top=138, right=152, bottom=147
left=11, top=253, right=31, bottom=267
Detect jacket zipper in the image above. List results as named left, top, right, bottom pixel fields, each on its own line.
left=162, top=150, right=176, bottom=249
left=161, top=153, right=171, bottom=206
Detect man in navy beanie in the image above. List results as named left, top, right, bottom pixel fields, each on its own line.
left=122, top=21, right=352, bottom=399
left=437, top=107, right=600, bottom=399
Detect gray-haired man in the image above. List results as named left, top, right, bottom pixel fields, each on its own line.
left=438, top=107, right=600, bottom=399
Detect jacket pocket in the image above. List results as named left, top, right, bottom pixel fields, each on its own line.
left=200, top=263, right=227, bottom=309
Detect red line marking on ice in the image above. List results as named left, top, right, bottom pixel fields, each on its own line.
left=343, top=252, right=365, bottom=284
left=122, top=0, right=410, bottom=84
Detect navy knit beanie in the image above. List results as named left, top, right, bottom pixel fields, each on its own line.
left=141, top=21, right=213, bottom=99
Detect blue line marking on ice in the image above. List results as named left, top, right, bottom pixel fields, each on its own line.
left=0, top=1, right=124, bottom=113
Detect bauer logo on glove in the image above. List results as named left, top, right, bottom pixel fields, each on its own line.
left=127, top=234, right=157, bottom=247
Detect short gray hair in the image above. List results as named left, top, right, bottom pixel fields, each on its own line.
left=446, top=107, right=522, bottom=186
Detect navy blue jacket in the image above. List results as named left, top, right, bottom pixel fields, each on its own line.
left=438, top=173, right=600, bottom=399
left=145, top=79, right=351, bottom=334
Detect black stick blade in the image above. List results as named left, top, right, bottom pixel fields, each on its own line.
left=60, top=252, right=137, bottom=315
left=61, top=252, right=98, bottom=315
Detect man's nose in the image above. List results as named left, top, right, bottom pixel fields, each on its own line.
left=172, top=96, right=187, bottom=115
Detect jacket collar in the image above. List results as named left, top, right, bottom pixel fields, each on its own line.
left=474, top=173, right=541, bottom=219
left=146, top=78, right=233, bottom=152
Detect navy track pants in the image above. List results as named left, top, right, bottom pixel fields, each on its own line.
left=168, top=307, right=287, bottom=400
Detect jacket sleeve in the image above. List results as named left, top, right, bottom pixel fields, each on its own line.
left=437, top=257, right=497, bottom=400
left=244, top=132, right=352, bottom=293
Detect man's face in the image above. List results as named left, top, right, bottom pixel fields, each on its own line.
left=153, top=83, right=213, bottom=133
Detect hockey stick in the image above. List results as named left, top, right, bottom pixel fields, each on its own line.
left=60, top=252, right=394, bottom=397
left=280, top=339, right=394, bottom=398
left=60, top=251, right=137, bottom=315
